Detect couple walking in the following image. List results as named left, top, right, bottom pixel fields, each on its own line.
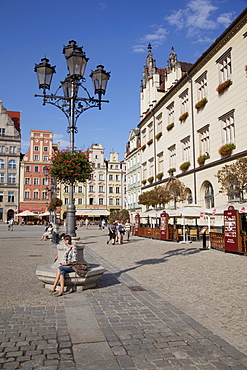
left=107, top=220, right=131, bottom=245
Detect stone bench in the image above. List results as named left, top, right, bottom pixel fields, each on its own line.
left=36, top=242, right=105, bottom=291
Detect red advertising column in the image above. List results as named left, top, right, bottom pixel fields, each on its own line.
left=160, top=212, right=168, bottom=240
left=224, top=206, right=240, bottom=253
left=134, top=213, right=140, bottom=236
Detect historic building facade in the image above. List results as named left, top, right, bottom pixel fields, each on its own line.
left=19, top=129, right=60, bottom=216
left=0, top=100, right=21, bottom=222
left=126, top=9, right=247, bottom=214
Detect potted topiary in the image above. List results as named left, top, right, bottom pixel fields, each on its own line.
left=218, top=143, right=235, bottom=157
left=180, top=161, right=190, bottom=171
left=216, top=79, right=232, bottom=94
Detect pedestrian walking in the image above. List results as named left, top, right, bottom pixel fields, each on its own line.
left=124, top=219, right=131, bottom=241
left=117, top=221, right=125, bottom=244
left=8, top=218, right=14, bottom=231
left=85, top=218, right=89, bottom=229
left=107, top=222, right=116, bottom=245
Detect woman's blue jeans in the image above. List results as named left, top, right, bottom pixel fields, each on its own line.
left=58, top=265, right=74, bottom=276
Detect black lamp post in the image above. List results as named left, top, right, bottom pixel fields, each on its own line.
left=35, top=40, right=110, bottom=237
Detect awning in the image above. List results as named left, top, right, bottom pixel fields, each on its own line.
left=16, top=210, right=38, bottom=216
left=76, top=209, right=109, bottom=216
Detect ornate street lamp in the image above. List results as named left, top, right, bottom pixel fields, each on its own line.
left=35, top=40, right=110, bottom=237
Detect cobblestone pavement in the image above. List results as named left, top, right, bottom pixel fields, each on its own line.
left=0, top=224, right=247, bottom=369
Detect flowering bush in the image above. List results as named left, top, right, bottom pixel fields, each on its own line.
left=166, top=122, right=174, bottom=131
left=49, top=150, right=93, bottom=185
left=180, top=161, right=190, bottom=171
left=48, top=197, right=62, bottom=212
left=179, top=112, right=188, bottom=122
left=216, top=79, right=232, bottom=94
left=218, top=143, right=235, bottom=157
left=195, top=98, right=208, bottom=110
left=155, top=132, right=163, bottom=140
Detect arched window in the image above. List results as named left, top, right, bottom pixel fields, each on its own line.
left=0, top=159, right=4, bottom=169
left=186, top=188, right=193, bottom=204
left=204, top=182, right=214, bottom=208
left=8, top=160, right=16, bottom=169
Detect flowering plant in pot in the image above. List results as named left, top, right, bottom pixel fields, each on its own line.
left=147, top=138, right=153, bottom=146
left=179, top=112, right=188, bottom=122
left=48, top=197, right=62, bottom=212
left=195, top=98, right=208, bottom=110
left=148, top=176, right=154, bottom=183
left=155, top=132, right=162, bottom=140
left=156, top=172, right=163, bottom=181
left=216, top=79, right=232, bottom=94
left=180, top=161, right=190, bottom=171
left=141, top=144, right=146, bottom=151
left=141, top=179, right=147, bottom=185
left=166, top=122, right=174, bottom=131
left=168, top=167, right=176, bottom=176
left=49, top=149, right=93, bottom=185
left=197, top=154, right=207, bottom=166
left=218, top=143, right=235, bottom=157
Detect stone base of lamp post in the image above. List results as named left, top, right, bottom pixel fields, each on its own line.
left=36, top=241, right=105, bottom=291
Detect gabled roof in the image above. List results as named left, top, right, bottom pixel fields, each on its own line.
left=7, top=111, right=21, bottom=132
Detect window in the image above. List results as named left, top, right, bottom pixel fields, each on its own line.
left=109, top=187, right=113, bottom=193
left=109, top=174, right=113, bottom=181
left=34, top=146, right=39, bottom=151
left=187, top=188, right=193, bottom=204
left=181, top=136, right=190, bottom=162
left=44, top=156, right=48, bottom=161
left=116, top=187, right=120, bottom=194
left=142, top=128, right=146, bottom=145
left=0, top=128, right=5, bottom=136
left=168, top=145, right=176, bottom=169
left=44, top=146, right=48, bottom=152
left=8, top=174, right=16, bottom=184
left=99, top=186, right=104, bottom=192
left=43, top=178, right=48, bottom=186
left=99, top=174, right=104, bottom=181
left=195, top=71, right=207, bottom=100
left=34, top=166, right=39, bottom=172
left=89, top=185, right=94, bottom=192
left=157, top=152, right=164, bottom=173
left=216, top=47, right=232, bottom=83
left=89, top=198, right=94, bottom=205
left=8, top=160, right=16, bottom=169
left=109, top=198, right=113, bottom=205
left=115, top=165, right=118, bottom=169
left=64, top=198, right=69, bottom=205
left=97, top=163, right=100, bottom=168
left=219, top=110, right=235, bottom=145
left=42, top=191, right=48, bottom=199
left=0, top=173, right=4, bottom=183
left=0, top=192, right=3, bottom=202
left=25, top=178, right=30, bottom=185
left=204, top=182, right=214, bottom=208
left=167, top=102, right=175, bottom=124
left=34, top=178, right=39, bottom=185
left=26, top=166, right=30, bottom=172
left=99, top=198, right=103, bottom=205
left=148, top=122, right=153, bottom=140
left=64, top=186, right=69, bottom=193
left=34, top=155, right=39, bottom=161
left=156, top=112, right=162, bottom=133
left=9, top=146, right=16, bottom=154
left=78, top=198, right=83, bottom=205
left=198, top=124, right=210, bottom=155
left=0, top=146, right=5, bottom=153
left=0, top=159, right=4, bottom=169
left=116, top=175, right=120, bottom=181
left=33, top=191, right=39, bottom=199
left=179, top=89, right=188, bottom=114
left=24, top=191, right=30, bottom=199
left=78, top=186, right=83, bottom=193
left=143, top=162, right=147, bottom=180
left=116, top=198, right=120, bottom=205
left=148, top=157, right=154, bottom=177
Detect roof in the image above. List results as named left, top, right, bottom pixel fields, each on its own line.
left=7, top=111, right=21, bottom=132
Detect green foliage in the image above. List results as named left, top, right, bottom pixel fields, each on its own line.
left=48, top=197, right=62, bottom=212
left=49, top=150, right=93, bottom=185
left=109, top=209, right=130, bottom=224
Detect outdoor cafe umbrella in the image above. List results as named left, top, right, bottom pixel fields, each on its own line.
left=208, top=202, right=247, bottom=215
left=16, top=210, right=37, bottom=216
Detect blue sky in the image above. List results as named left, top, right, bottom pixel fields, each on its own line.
left=0, top=0, right=246, bottom=159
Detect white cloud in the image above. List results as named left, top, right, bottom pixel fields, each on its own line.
left=53, top=133, right=69, bottom=148
left=133, top=25, right=168, bottom=53
left=165, top=0, right=235, bottom=43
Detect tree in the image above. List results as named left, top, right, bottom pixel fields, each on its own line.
left=216, top=158, right=247, bottom=201
left=138, top=186, right=171, bottom=208
left=109, top=209, right=130, bottom=224
left=165, top=178, right=187, bottom=209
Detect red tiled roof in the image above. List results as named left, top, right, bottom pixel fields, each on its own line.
left=7, top=111, right=21, bottom=132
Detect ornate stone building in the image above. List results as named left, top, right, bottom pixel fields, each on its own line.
left=0, top=100, right=21, bottom=222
